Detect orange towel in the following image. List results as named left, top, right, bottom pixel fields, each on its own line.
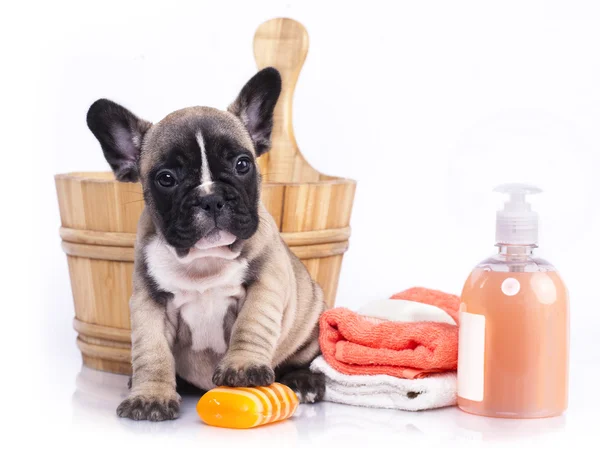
left=319, top=288, right=459, bottom=379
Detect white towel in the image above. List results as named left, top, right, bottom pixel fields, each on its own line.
left=356, top=299, right=457, bottom=325
left=311, top=356, right=457, bottom=411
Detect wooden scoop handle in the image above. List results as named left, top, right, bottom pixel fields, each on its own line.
left=253, top=18, right=320, bottom=183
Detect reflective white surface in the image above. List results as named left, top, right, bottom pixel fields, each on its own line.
left=68, top=362, right=595, bottom=447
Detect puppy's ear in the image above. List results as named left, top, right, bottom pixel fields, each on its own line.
left=86, top=99, right=152, bottom=182
left=228, top=67, right=282, bottom=156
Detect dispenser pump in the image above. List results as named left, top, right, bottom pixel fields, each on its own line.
left=494, top=183, right=542, bottom=246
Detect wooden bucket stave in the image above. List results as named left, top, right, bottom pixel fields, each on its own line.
left=56, top=18, right=356, bottom=375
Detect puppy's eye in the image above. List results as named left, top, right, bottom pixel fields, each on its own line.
left=155, top=170, right=177, bottom=188
left=235, top=156, right=252, bottom=175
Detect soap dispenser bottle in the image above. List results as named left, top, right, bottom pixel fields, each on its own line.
left=457, top=184, right=569, bottom=418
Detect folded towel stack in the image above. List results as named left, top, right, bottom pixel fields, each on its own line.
left=310, top=287, right=460, bottom=411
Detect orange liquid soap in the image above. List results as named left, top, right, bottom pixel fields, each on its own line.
left=457, top=184, right=569, bottom=418
left=196, top=383, right=298, bottom=429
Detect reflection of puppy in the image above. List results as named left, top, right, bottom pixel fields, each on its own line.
left=87, top=68, right=325, bottom=421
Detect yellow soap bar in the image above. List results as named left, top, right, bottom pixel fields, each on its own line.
left=196, top=383, right=298, bottom=429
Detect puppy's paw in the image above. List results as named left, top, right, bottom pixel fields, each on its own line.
left=279, top=368, right=325, bottom=403
left=213, top=361, right=275, bottom=387
left=116, top=393, right=180, bottom=422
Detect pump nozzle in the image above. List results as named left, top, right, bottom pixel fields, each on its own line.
left=494, top=183, right=542, bottom=245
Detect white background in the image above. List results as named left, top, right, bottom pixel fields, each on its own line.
left=2, top=0, right=600, bottom=461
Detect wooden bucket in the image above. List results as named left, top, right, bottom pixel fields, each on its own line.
left=55, top=18, right=356, bottom=375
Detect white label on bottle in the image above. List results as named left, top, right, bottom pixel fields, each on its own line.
left=458, top=308, right=486, bottom=402
left=501, top=277, right=521, bottom=296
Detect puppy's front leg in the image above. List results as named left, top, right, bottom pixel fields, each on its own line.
left=117, top=289, right=180, bottom=421
left=213, top=278, right=283, bottom=387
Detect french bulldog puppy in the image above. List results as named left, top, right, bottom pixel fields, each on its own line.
left=87, top=67, right=326, bottom=421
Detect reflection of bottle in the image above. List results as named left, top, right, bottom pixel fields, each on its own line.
left=458, top=184, right=569, bottom=418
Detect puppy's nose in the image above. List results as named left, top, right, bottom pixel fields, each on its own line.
left=199, top=194, right=225, bottom=213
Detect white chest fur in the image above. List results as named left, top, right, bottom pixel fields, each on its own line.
left=145, top=237, right=247, bottom=353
